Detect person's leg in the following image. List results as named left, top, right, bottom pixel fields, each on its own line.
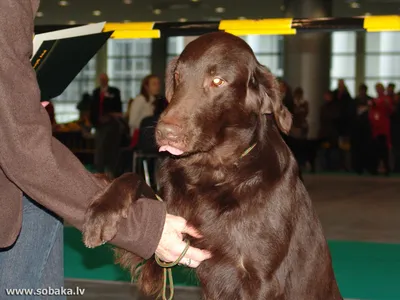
left=338, top=139, right=348, bottom=172
left=40, top=219, right=64, bottom=293
left=351, top=141, right=361, bottom=174
left=323, top=147, right=331, bottom=171
left=359, top=142, right=368, bottom=173
left=0, top=196, right=64, bottom=300
left=102, top=119, right=122, bottom=178
left=379, top=135, right=390, bottom=176
left=392, top=145, right=400, bottom=173
left=374, top=135, right=383, bottom=172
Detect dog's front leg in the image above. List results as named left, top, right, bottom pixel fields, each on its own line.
left=82, top=173, right=143, bottom=248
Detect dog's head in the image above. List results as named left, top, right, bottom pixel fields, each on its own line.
left=156, top=32, right=291, bottom=156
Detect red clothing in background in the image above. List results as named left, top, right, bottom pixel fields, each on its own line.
left=369, top=96, right=393, bottom=147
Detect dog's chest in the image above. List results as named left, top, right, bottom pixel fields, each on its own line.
left=162, top=160, right=258, bottom=225
left=167, top=176, right=241, bottom=223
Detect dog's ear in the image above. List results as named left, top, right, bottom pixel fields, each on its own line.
left=165, top=56, right=179, bottom=102
left=253, top=64, right=292, bottom=134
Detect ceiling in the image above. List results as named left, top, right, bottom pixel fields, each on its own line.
left=34, top=0, right=400, bottom=25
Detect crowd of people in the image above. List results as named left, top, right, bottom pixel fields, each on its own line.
left=281, top=79, right=400, bottom=176
left=45, top=75, right=400, bottom=178
left=45, top=73, right=167, bottom=179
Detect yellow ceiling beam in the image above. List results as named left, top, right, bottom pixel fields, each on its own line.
left=103, top=22, right=160, bottom=39
left=224, top=29, right=296, bottom=35
left=219, top=18, right=295, bottom=36
left=364, top=15, right=400, bottom=32
left=219, top=18, right=293, bottom=30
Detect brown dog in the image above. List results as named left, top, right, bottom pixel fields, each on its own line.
left=82, top=32, right=343, bottom=300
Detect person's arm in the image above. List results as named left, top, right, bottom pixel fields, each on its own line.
left=129, top=95, right=145, bottom=132
left=0, top=0, right=166, bottom=259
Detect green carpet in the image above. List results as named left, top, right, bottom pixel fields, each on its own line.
left=64, top=227, right=400, bottom=300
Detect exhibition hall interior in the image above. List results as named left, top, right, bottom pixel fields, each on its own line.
left=31, top=0, right=400, bottom=299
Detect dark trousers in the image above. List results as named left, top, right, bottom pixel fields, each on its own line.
left=321, top=137, right=341, bottom=171
left=392, top=144, right=400, bottom=173
left=371, top=135, right=390, bottom=175
left=113, top=147, right=133, bottom=178
left=94, top=118, right=124, bottom=174
left=351, top=140, right=372, bottom=174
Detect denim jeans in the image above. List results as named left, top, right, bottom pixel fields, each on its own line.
left=0, top=196, right=64, bottom=299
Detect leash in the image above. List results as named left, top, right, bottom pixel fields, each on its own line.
left=154, top=193, right=190, bottom=300
left=155, top=239, right=190, bottom=300
left=153, top=142, right=257, bottom=300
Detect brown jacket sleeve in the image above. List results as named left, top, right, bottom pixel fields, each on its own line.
left=0, top=0, right=166, bottom=259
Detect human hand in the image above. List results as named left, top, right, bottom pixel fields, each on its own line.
left=155, top=214, right=211, bottom=268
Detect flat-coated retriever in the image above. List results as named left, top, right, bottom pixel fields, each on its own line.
left=82, top=32, right=343, bottom=300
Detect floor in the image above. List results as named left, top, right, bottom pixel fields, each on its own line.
left=65, top=279, right=202, bottom=300
left=65, top=174, right=400, bottom=300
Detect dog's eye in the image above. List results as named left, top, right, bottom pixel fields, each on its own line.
left=211, top=77, right=225, bottom=87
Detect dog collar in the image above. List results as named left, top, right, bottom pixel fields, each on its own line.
left=240, top=143, right=257, bottom=158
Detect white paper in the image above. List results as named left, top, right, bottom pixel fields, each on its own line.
left=32, top=22, right=106, bottom=59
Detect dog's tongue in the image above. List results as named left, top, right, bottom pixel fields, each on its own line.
left=159, top=145, right=184, bottom=156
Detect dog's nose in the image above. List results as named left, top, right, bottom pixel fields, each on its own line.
left=157, top=123, right=181, bottom=141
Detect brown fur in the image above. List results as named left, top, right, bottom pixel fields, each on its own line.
left=82, top=32, right=343, bottom=300
left=83, top=173, right=163, bottom=294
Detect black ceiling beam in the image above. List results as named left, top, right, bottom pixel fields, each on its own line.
left=34, top=16, right=397, bottom=36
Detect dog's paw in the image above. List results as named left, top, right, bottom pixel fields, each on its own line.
left=82, top=199, right=130, bottom=249
left=82, top=173, right=142, bottom=248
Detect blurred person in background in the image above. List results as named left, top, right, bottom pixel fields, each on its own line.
left=369, top=83, right=393, bottom=176
left=90, top=73, right=123, bottom=176
left=278, top=78, right=294, bottom=115
left=128, top=75, right=161, bottom=147
left=388, top=83, right=400, bottom=172
left=136, top=97, right=168, bottom=189
left=332, top=79, right=353, bottom=171
left=350, top=84, right=373, bottom=174
left=138, top=97, right=168, bottom=154
left=76, top=93, right=93, bottom=135
left=289, top=87, right=309, bottom=171
left=387, top=83, right=396, bottom=102
left=319, top=90, right=341, bottom=171
left=290, top=87, right=309, bottom=140
left=277, top=79, right=294, bottom=145
left=77, top=92, right=92, bottom=117
left=125, top=97, right=134, bottom=121
left=333, top=79, right=353, bottom=127
left=277, top=79, right=300, bottom=175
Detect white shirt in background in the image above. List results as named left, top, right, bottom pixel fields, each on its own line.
left=128, top=94, right=155, bottom=136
